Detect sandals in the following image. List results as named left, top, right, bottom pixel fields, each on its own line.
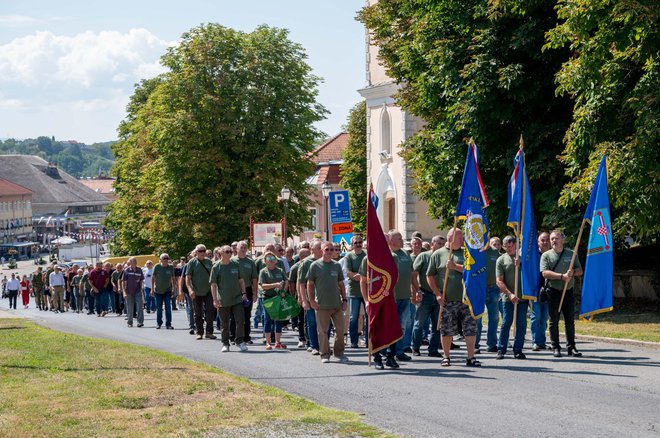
left=466, top=357, right=482, bottom=367
left=441, top=357, right=451, bottom=367
left=265, top=344, right=273, bottom=350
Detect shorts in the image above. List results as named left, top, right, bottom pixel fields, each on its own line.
left=441, top=301, right=477, bottom=337
left=43, top=288, right=51, bottom=296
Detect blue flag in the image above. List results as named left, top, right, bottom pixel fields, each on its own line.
left=455, top=142, right=490, bottom=319
left=580, top=156, right=614, bottom=321
left=506, top=148, right=541, bottom=300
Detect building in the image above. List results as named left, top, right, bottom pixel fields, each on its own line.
left=0, top=155, right=111, bottom=244
left=79, top=176, right=117, bottom=201
left=296, top=133, right=349, bottom=244
left=0, top=178, right=35, bottom=258
left=358, top=0, right=442, bottom=240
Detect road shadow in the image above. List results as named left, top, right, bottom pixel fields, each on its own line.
left=531, top=356, right=660, bottom=368
left=1, top=364, right=188, bottom=372
left=501, top=364, right=636, bottom=378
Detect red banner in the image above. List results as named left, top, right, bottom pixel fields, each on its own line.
left=366, top=185, right=402, bottom=355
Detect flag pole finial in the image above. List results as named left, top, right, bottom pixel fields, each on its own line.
left=519, top=134, right=524, bottom=150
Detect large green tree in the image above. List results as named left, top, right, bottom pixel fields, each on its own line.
left=359, top=0, right=576, bottom=238
left=340, top=101, right=367, bottom=234
left=545, top=0, right=659, bottom=242
left=107, top=24, right=327, bottom=255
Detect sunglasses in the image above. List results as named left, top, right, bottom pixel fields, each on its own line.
left=265, top=256, right=277, bottom=261
left=161, top=257, right=169, bottom=260
left=223, top=250, right=232, bottom=254
left=354, top=241, right=363, bottom=245
left=197, top=249, right=206, bottom=252
left=323, top=248, right=333, bottom=252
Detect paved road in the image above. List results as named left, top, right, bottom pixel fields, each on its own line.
left=2, top=301, right=659, bottom=438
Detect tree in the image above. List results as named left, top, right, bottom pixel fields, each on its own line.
left=107, top=24, right=327, bottom=256
left=340, top=101, right=367, bottom=234
left=545, top=0, right=660, bottom=242
left=359, top=0, right=576, bottom=238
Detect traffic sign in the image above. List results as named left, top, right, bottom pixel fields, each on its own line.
left=332, top=222, right=353, bottom=234
left=329, top=190, right=352, bottom=224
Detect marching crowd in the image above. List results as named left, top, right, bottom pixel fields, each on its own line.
left=1, top=228, right=582, bottom=369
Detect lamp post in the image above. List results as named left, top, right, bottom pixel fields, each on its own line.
left=321, top=180, right=332, bottom=242
left=280, top=186, right=291, bottom=246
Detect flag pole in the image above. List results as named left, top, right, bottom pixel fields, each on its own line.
left=512, top=135, right=524, bottom=338
left=558, top=219, right=587, bottom=313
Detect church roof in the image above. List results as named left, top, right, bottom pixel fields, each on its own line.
left=309, top=133, right=349, bottom=164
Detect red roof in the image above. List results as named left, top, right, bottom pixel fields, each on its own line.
left=317, top=165, right=342, bottom=186
left=79, top=178, right=115, bottom=194
left=310, top=133, right=349, bottom=164
left=0, top=178, right=32, bottom=196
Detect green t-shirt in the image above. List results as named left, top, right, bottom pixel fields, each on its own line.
left=413, top=251, right=432, bottom=292
left=392, top=249, right=413, bottom=300
left=426, top=247, right=464, bottom=302
left=31, top=272, right=44, bottom=290
left=231, top=256, right=258, bottom=288
left=81, top=272, right=91, bottom=291
left=343, top=251, right=366, bottom=298
left=258, top=267, right=287, bottom=298
left=359, top=256, right=367, bottom=276
left=45, top=268, right=54, bottom=286
left=540, top=248, right=581, bottom=290
left=485, top=248, right=500, bottom=287
left=111, top=270, right=122, bottom=291
left=495, top=253, right=524, bottom=302
left=186, top=258, right=213, bottom=296
left=152, top=263, right=174, bottom=294
left=210, top=260, right=243, bottom=307
left=71, top=275, right=81, bottom=289
left=288, top=262, right=301, bottom=298
left=297, top=255, right=317, bottom=284
left=308, top=259, right=344, bottom=309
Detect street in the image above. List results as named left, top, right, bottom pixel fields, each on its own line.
left=1, top=295, right=659, bottom=438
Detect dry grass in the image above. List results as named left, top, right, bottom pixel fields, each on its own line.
left=0, top=319, right=391, bottom=437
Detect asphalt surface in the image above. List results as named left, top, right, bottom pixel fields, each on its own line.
left=2, top=296, right=659, bottom=438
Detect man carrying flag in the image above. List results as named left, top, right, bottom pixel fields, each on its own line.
left=579, top=156, right=614, bottom=321
left=359, top=186, right=402, bottom=370
left=428, top=141, right=489, bottom=367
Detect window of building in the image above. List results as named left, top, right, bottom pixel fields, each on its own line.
left=380, top=106, right=392, bottom=157
left=306, top=208, right=318, bottom=231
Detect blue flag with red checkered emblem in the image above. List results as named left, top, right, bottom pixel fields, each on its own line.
left=579, top=156, right=614, bottom=321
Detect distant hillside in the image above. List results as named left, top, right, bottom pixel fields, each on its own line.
left=0, top=136, right=115, bottom=178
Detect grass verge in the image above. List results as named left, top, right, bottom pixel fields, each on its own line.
left=573, top=309, right=660, bottom=343
left=0, top=318, right=391, bottom=437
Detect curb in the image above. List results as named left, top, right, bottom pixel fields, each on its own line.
left=575, top=333, right=660, bottom=349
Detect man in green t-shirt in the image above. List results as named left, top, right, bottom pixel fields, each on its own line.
left=297, top=239, right=323, bottom=354
left=541, top=230, right=583, bottom=358
left=412, top=235, right=444, bottom=357
left=289, top=248, right=310, bottom=349
left=343, top=235, right=367, bottom=348
left=476, top=242, right=503, bottom=353
left=231, top=240, right=258, bottom=343
left=81, top=265, right=93, bottom=314
left=111, top=263, right=124, bottom=316
left=427, top=228, right=480, bottom=367
left=211, top=245, right=247, bottom=352
left=186, top=244, right=216, bottom=340
left=152, top=253, right=175, bottom=330
left=495, top=235, right=527, bottom=360
left=307, top=242, right=348, bottom=364
left=31, top=267, right=45, bottom=311
left=388, top=230, right=418, bottom=363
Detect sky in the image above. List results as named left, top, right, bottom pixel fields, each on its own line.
left=0, top=1, right=366, bottom=144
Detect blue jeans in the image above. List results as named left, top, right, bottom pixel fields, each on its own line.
left=254, top=297, right=264, bottom=328
left=349, top=296, right=367, bottom=346
left=530, top=301, right=549, bottom=346
left=412, top=293, right=440, bottom=354
left=155, top=293, right=172, bottom=327
left=306, top=308, right=319, bottom=350
left=184, top=292, right=194, bottom=329
left=498, top=300, right=529, bottom=354
left=85, top=289, right=94, bottom=313
left=95, top=289, right=110, bottom=314
left=395, top=299, right=411, bottom=356
left=402, top=301, right=415, bottom=351
left=476, top=286, right=501, bottom=349
left=143, top=287, right=155, bottom=312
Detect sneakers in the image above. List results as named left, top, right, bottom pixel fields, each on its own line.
left=567, top=347, right=582, bottom=357
left=321, top=357, right=330, bottom=364
left=297, top=341, right=305, bottom=349
left=239, top=343, right=248, bottom=352
left=189, top=329, right=195, bottom=335
left=412, top=349, right=421, bottom=357
left=157, top=325, right=162, bottom=329
left=350, top=344, right=359, bottom=349
left=474, top=348, right=481, bottom=354
left=338, top=355, right=349, bottom=363
left=514, top=352, right=527, bottom=360
left=404, top=347, right=413, bottom=354
left=487, top=346, right=498, bottom=353
left=306, top=346, right=313, bottom=352
left=385, top=357, right=400, bottom=369
left=137, top=323, right=144, bottom=328
left=166, top=326, right=174, bottom=330
left=196, top=334, right=203, bottom=340
left=221, top=345, right=230, bottom=353
left=374, top=357, right=385, bottom=370
left=127, top=323, right=133, bottom=327
left=496, top=351, right=505, bottom=360
left=532, top=344, right=541, bottom=352
left=205, top=334, right=217, bottom=340
left=275, top=343, right=287, bottom=350
left=396, top=353, right=412, bottom=362
left=553, top=349, right=562, bottom=358
left=311, top=349, right=320, bottom=356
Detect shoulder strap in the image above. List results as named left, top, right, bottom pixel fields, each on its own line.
left=551, top=250, right=565, bottom=272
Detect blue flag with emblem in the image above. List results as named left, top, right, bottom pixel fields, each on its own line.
left=579, top=156, right=614, bottom=321
left=455, top=141, right=490, bottom=319
left=506, top=147, right=541, bottom=301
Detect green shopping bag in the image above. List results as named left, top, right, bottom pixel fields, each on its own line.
left=263, top=289, right=301, bottom=321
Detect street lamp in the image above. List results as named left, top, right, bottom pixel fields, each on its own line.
left=280, top=186, right=291, bottom=246
left=321, top=180, right=332, bottom=241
